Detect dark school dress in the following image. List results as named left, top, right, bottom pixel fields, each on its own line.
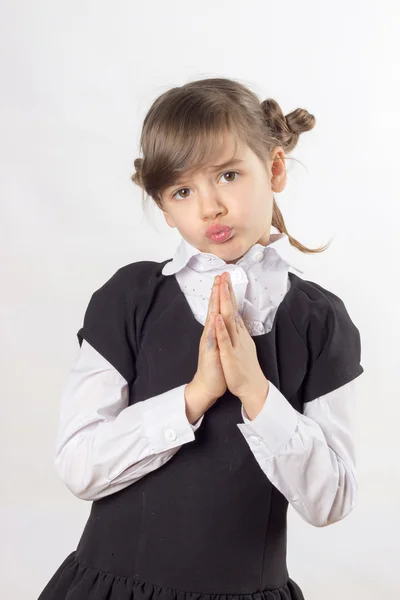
left=38, top=259, right=364, bottom=600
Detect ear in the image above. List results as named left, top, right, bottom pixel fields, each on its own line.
left=270, top=147, right=287, bottom=193
left=162, top=209, right=176, bottom=229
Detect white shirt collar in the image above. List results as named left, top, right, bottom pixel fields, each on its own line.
left=162, top=230, right=305, bottom=276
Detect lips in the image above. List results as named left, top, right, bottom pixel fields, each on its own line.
left=205, top=224, right=232, bottom=238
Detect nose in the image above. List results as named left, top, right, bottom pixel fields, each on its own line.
left=198, top=188, right=226, bottom=220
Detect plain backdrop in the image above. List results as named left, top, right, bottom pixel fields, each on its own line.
left=1, top=1, right=399, bottom=598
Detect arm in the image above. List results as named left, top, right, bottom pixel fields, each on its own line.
left=55, top=340, right=204, bottom=501
left=237, top=376, right=361, bottom=527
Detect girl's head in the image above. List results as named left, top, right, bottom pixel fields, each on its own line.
left=132, top=77, right=328, bottom=264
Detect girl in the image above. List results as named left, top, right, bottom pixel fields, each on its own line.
left=38, top=77, right=364, bottom=600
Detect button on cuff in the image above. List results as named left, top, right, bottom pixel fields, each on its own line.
left=237, top=382, right=298, bottom=458
left=142, top=384, right=197, bottom=453
left=164, top=428, right=177, bottom=442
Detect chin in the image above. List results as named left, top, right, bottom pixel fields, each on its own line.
left=215, top=237, right=247, bottom=264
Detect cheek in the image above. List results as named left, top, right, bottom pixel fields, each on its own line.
left=240, top=192, right=265, bottom=218
left=175, top=212, right=199, bottom=238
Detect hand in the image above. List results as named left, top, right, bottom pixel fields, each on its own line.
left=215, top=272, right=270, bottom=403
left=190, top=275, right=227, bottom=409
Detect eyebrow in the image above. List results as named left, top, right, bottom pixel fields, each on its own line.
left=167, top=158, right=245, bottom=191
left=208, top=158, right=245, bottom=171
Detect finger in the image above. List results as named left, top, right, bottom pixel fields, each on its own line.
left=214, top=276, right=223, bottom=345
left=214, top=274, right=221, bottom=316
left=205, top=313, right=217, bottom=350
left=219, top=273, right=238, bottom=344
left=203, top=276, right=219, bottom=347
left=205, top=276, right=219, bottom=322
left=215, top=313, right=232, bottom=350
left=224, top=273, right=242, bottom=332
left=224, top=272, right=239, bottom=313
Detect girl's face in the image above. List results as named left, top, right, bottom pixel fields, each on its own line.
left=160, top=133, right=287, bottom=264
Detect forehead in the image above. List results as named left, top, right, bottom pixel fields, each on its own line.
left=186, top=132, right=251, bottom=176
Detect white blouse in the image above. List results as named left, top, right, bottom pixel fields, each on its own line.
left=54, top=232, right=362, bottom=528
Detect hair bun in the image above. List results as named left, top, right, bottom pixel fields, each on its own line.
left=260, top=98, right=315, bottom=154
left=131, top=157, right=144, bottom=186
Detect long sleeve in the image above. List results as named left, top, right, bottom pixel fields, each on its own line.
left=54, top=340, right=204, bottom=501
left=237, top=376, right=361, bottom=527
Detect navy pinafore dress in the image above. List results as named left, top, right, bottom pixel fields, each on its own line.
left=38, top=258, right=363, bottom=600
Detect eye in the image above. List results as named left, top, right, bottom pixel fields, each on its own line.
left=221, top=170, right=239, bottom=183
left=172, top=187, right=191, bottom=200
left=172, top=170, right=239, bottom=200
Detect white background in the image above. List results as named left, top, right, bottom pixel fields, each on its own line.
left=1, top=1, right=399, bottom=598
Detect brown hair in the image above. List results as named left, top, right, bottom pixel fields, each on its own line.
left=131, top=77, right=329, bottom=254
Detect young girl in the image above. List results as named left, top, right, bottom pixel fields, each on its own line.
left=38, top=77, right=364, bottom=600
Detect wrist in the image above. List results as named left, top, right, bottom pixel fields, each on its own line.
left=184, top=380, right=209, bottom=424
left=239, top=377, right=270, bottom=420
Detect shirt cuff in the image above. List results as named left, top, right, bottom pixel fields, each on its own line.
left=236, top=381, right=299, bottom=459
left=142, top=384, right=204, bottom=453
